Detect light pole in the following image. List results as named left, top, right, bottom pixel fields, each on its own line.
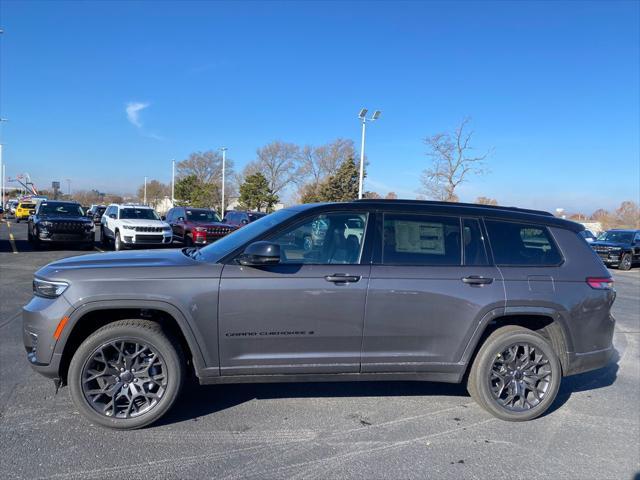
left=143, top=176, right=147, bottom=205
left=357, top=108, right=381, bottom=199
left=220, top=147, right=227, bottom=217
left=171, top=159, right=175, bottom=207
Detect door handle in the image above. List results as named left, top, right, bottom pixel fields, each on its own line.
left=325, top=274, right=361, bottom=283
left=462, top=275, right=493, bottom=285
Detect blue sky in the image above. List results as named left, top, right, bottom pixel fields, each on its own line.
left=1, top=0, right=638, bottom=213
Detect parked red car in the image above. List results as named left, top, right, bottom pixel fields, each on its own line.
left=165, top=207, right=235, bottom=246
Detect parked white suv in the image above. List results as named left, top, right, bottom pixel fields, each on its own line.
left=100, top=204, right=172, bottom=251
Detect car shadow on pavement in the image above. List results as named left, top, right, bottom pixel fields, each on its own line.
left=155, top=379, right=470, bottom=427
left=157, top=351, right=620, bottom=427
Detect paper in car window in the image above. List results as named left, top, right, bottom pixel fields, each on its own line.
left=395, top=221, right=445, bottom=255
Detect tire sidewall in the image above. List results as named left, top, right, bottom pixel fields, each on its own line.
left=114, top=231, right=122, bottom=251
left=474, top=331, right=561, bottom=421
left=68, top=324, right=183, bottom=430
left=619, top=253, right=632, bottom=271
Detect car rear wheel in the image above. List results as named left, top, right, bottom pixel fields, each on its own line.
left=619, top=253, right=632, bottom=271
left=467, top=325, right=561, bottom=421
left=184, top=234, right=193, bottom=247
left=68, top=319, right=185, bottom=430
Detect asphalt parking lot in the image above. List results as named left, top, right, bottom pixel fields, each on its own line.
left=0, top=219, right=639, bottom=480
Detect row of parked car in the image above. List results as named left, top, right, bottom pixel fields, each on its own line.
left=23, top=199, right=267, bottom=251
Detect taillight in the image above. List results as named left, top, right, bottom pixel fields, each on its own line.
left=586, top=277, right=614, bottom=290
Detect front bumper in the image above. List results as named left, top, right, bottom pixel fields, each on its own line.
left=22, top=295, right=74, bottom=379
left=38, top=231, right=94, bottom=243
left=193, top=233, right=228, bottom=245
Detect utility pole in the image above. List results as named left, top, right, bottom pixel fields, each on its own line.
left=171, top=159, right=175, bottom=207
left=144, top=176, right=147, bottom=205
left=220, top=147, right=227, bottom=217
left=357, top=109, right=381, bottom=199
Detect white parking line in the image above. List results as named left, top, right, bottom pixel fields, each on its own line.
left=5, top=222, right=18, bottom=254
left=94, top=246, right=104, bottom=253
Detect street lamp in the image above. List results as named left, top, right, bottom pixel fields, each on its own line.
left=143, top=176, right=147, bottom=205
left=357, top=108, right=381, bottom=199
left=220, top=147, right=228, bottom=217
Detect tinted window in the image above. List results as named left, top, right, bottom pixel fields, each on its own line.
left=485, top=220, right=562, bottom=266
left=38, top=203, right=84, bottom=217
left=119, top=208, right=160, bottom=220
left=383, top=214, right=461, bottom=266
left=463, top=218, right=489, bottom=266
left=597, top=231, right=634, bottom=244
left=268, top=212, right=368, bottom=265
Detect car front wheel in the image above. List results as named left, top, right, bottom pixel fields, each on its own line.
left=619, top=253, right=632, bottom=271
left=68, top=319, right=185, bottom=430
left=114, top=231, right=123, bottom=251
left=467, top=325, right=561, bottom=421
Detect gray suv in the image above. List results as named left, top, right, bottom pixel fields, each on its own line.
left=23, top=200, right=616, bottom=429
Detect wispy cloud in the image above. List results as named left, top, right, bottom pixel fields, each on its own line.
left=125, top=101, right=149, bottom=128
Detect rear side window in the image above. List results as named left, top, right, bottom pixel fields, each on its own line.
left=383, top=213, right=461, bottom=265
left=485, top=220, right=562, bottom=266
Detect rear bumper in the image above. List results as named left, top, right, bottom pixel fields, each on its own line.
left=564, top=347, right=615, bottom=376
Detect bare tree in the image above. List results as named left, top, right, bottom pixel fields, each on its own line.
left=421, top=118, right=492, bottom=201
left=245, top=141, right=301, bottom=197
left=385, top=191, right=398, bottom=200
left=475, top=196, right=498, bottom=205
left=300, top=138, right=356, bottom=187
left=137, top=180, right=170, bottom=209
left=176, top=150, right=236, bottom=208
left=616, top=200, right=640, bottom=228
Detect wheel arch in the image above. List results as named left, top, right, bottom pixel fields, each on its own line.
left=461, top=307, right=572, bottom=377
left=56, top=300, right=207, bottom=383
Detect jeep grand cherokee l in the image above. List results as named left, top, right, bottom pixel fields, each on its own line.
left=27, top=200, right=95, bottom=249
left=23, top=200, right=616, bottom=429
left=591, top=229, right=640, bottom=271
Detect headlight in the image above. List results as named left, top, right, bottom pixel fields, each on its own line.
left=33, top=278, right=69, bottom=298
left=84, top=222, right=95, bottom=230
left=610, top=247, right=621, bottom=251
left=40, top=221, right=53, bottom=228
left=194, top=226, right=206, bottom=232
left=164, top=226, right=172, bottom=231
left=122, top=225, right=135, bottom=230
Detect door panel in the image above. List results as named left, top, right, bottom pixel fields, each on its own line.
left=218, top=210, right=372, bottom=375
left=219, top=264, right=370, bottom=374
left=362, top=213, right=505, bottom=372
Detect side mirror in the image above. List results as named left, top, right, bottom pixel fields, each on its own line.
left=241, top=219, right=249, bottom=225
left=109, top=214, right=116, bottom=219
left=238, top=241, right=280, bottom=266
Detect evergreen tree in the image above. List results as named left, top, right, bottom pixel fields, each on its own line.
left=238, top=172, right=279, bottom=212
left=317, top=157, right=360, bottom=202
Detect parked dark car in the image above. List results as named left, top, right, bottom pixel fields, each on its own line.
left=223, top=210, right=267, bottom=227
left=591, top=229, right=640, bottom=270
left=89, top=205, right=107, bottom=224
left=27, top=200, right=95, bottom=249
left=23, top=200, right=616, bottom=429
left=165, top=207, right=235, bottom=246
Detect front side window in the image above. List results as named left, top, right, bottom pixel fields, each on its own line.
left=267, top=212, right=368, bottom=264
left=485, top=220, right=562, bottom=266
left=383, top=213, right=461, bottom=265
left=597, top=231, right=634, bottom=244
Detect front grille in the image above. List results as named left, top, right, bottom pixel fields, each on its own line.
left=135, top=226, right=164, bottom=233
left=136, top=235, right=165, bottom=243
left=206, top=227, right=232, bottom=235
left=50, top=222, right=86, bottom=233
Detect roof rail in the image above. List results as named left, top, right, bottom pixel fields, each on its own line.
left=353, top=199, right=554, bottom=217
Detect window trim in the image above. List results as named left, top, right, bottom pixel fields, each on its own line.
left=379, top=211, right=464, bottom=267
left=483, top=218, right=565, bottom=268
left=461, top=217, right=490, bottom=267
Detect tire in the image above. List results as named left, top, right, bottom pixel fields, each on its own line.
left=114, top=231, right=123, bottom=251
left=68, top=319, right=185, bottom=430
left=27, top=227, right=33, bottom=242
left=467, top=325, right=561, bottom=422
left=16, top=218, right=19, bottom=223
left=618, top=253, right=632, bottom=271
left=184, top=234, right=193, bottom=247
left=101, top=226, right=110, bottom=247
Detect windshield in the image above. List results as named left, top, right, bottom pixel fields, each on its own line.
left=194, top=209, right=297, bottom=263
left=120, top=208, right=160, bottom=220
left=186, top=209, right=221, bottom=223
left=20, top=203, right=36, bottom=209
left=39, top=203, right=84, bottom=217
left=247, top=212, right=266, bottom=222
left=597, top=231, right=633, bottom=243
